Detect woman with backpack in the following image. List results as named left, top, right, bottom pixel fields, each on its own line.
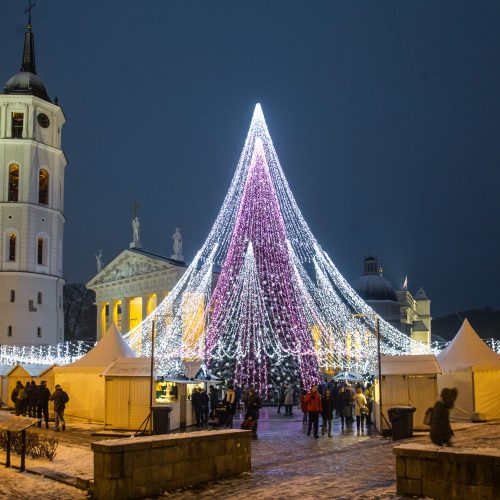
left=11, top=381, right=27, bottom=416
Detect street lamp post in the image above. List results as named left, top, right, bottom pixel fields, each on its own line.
left=353, top=313, right=386, bottom=434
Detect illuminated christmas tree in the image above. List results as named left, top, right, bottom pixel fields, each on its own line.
left=205, top=139, right=319, bottom=392
left=124, top=104, right=431, bottom=396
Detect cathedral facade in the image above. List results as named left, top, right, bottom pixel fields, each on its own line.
left=0, top=23, right=66, bottom=346
left=86, top=225, right=186, bottom=339
left=354, top=256, right=431, bottom=345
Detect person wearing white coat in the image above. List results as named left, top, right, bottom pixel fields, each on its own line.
left=284, top=384, right=294, bottom=416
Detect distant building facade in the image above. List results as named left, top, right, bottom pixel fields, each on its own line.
left=354, top=256, right=431, bottom=345
left=0, top=22, right=66, bottom=346
left=86, top=224, right=186, bottom=339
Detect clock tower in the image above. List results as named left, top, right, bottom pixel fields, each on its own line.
left=0, top=20, right=66, bottom=345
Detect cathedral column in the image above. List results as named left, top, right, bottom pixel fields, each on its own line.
left=109, top=299, right=119, bottom=328
left=142, top=294, right=153, bottom=321
left=97, top=301, right=107, bottom=340
left=121, top=297, right=130, bottom=334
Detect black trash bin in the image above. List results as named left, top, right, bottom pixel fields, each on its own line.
left=388, top=406, right=416, bottom=441
left=150, top=406, right=172, bottom=435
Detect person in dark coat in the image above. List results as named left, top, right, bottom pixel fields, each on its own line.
left=199, top=387, right=209, bottom=425
left=338, top=385, right=353, bottom=428
left=244, top=388, right=262, bottom=438
left=430, top=388, right=457, bottom=446
left=209, top=385, right=219, bottom=417
left=36, top=380, right=51, bottom=428
left=11, top=381, right=27, bottom=416
left=50, top=385, right=69, bottom=431
left=276, top=383, right=286, bottom=414
left=26, top=380, right=38, bottom=417
left=321, top=388, right=335, bottom=437
left=191, top=387, right=203, bottom=427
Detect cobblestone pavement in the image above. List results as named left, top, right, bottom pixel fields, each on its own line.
left=0, top=409, right=498, bottom=499
left=159, top=411, right=500, bottom=500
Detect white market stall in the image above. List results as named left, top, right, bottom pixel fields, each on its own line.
left=54, top=323, right=136, bottom=423
left=437, top=319, right=500, bottom=421
left=6, top=364, right=55, bottom=409
left=374, top=354, right=441, bottom=433
left=0, top=364, right=14, bottom=406
left=103, top=357, right=205, bottom=431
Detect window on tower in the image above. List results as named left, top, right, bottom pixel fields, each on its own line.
left=37, top=292, right=42, bottom=304
left=7, top=326, right=13, bottom=337
left=8, top=234, right=16, bottom=261
left=37, top=327, right=42, bottom=337
left=38, top=169, right=49, bottom=205
left=11, top=112, right=24, bottom=138
left=8, top=164, right=20, bottom=202
left=10, top=290, right=15, bottom=302
left=37, top=237, right=44, bottom=265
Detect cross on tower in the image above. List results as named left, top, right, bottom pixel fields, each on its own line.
left=25, top=0, right=37, bottom=26
left=130, top=199, right=140, bottom=219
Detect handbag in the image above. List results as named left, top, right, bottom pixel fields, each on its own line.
left=356, top=396, right=368, bottom=416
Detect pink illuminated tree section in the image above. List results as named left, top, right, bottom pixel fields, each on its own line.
left=206, top=139, right=319, bottom=394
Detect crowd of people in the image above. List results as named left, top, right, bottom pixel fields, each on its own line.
left=10, top=380, right=69, bottom=431
left=276, top=380, right=375, bottom=437
left=9, top=377, right=457, bottom=447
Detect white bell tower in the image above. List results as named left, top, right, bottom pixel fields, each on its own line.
left=0, top=19, right=66, bottom=346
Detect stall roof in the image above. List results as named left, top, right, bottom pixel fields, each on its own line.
left=7, top=363, right=54, bottom=377
left=381, top=355, right=441, bottom=376
left=0, top=365, right=14, bottom=376
left=437, top=319, right=500, bottom=371
left=64, top=323, right=136, bottom=369
left=102, top=357, right=151, bottom=377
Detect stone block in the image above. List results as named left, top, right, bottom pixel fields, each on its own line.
left=109, top=452, right=124, bottom=479
left=397, top=477, right=421, bottom=496
left=150, top=447, right=165, bottom=464
left=208, top=438, right=226, bottom=456
left=406, top=458, right=422, bottom=479
left=162, top=446, right=177, bottom=463
left=122, top=454, right=133, bottom=478
left=423, top=458, right=443, bottom=480
left=132, top=449, right=151, bottom=468
left=190, top=440, right=210, bottom=459
left=133, top=484, right=150, bottom=498
left=94, top=452, right=104, bottom=479
left=468, top=485, right=495, bottom=499
left=133, top=466, right=152, bottom=487
left=395, top=456, right=406, bottom=477
left=422, top=478, right=445, bottom=499
left=173, top=460, right=190, bottom=479
left=225, top=438, right=236, bottom=454
left=396, top=477, right=409, bottom=495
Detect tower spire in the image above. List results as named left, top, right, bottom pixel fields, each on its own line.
left=21, top=1, right=37, bottom=74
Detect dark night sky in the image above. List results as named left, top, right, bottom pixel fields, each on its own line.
left=2, top=1, right=499, bottom=317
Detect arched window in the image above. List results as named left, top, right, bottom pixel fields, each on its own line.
left=8, top=233, right=16, bottom=261
left=8, top=164, right=19, bottom=202
left=38, top=169, right=49, bottom=205
left=37, top=237, right=44, bottom=265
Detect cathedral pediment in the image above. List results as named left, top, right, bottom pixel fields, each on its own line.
left=87, top=249, right=181, bottom=288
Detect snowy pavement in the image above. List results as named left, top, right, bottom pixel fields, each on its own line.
left=0, top=411, right=498, bottom=499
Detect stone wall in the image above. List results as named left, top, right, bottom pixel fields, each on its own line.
left=393, top=443, right=500, bottom=499
left=91, top=429, right=252, bottom=500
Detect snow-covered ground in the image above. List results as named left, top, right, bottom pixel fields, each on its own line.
left=1, top=412, right=499, bottom=499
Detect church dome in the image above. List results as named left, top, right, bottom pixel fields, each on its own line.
left=3, top=24, right=51, bottom=103
left=3, top=71, right=50, bottom=102
left=354, top=274, right=398, bottom=302
left=354, top=255, right=398, bottom=302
